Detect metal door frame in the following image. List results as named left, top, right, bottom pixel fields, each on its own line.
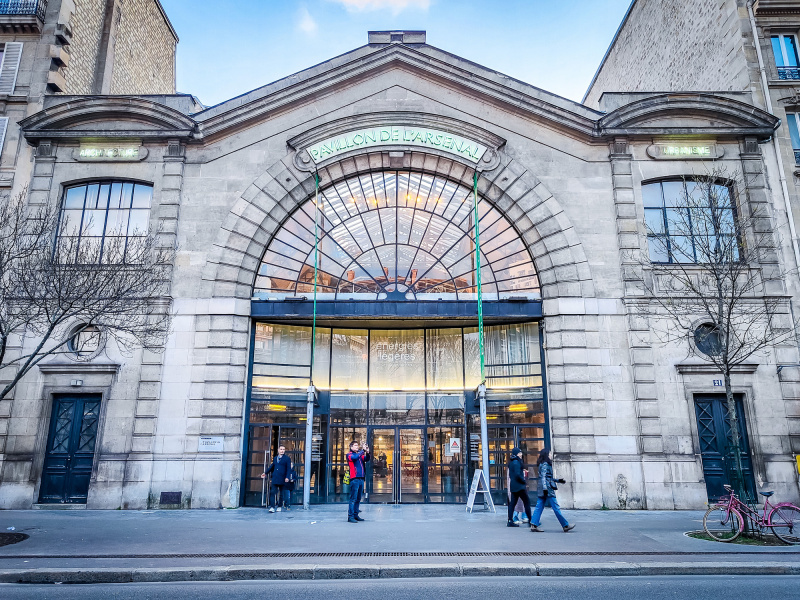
left=367, top=425, right=426, bottom=504
left=246, top=423, right=307, bottom=508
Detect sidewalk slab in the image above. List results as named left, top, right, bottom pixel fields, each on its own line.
left=1, top=505, right=797, bottom=583
left=2, top=505, right=798, bottom=557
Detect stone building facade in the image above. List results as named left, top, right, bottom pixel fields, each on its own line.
left=0, top=0, right=181, bottom=507
left=585, top=0, right=800, bottom=492
left=0, top=0, right=177, bottom=195
left=1, top=26, right=797, bottom=511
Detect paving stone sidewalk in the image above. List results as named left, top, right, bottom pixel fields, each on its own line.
left=0, top=506, right=797, bottom=582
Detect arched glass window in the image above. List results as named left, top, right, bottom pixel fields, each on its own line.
left=254, top=171, right=539, bottom=300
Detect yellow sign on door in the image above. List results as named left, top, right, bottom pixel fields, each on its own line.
left=796, top=455, right=800, bottom=474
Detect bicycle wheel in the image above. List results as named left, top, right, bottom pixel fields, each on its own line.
left=768, top=504, right=800, bottom=545
left=703, top=505, right=744, bottom=542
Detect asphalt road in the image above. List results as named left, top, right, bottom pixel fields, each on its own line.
left=1, top=576, right=799, bottom=600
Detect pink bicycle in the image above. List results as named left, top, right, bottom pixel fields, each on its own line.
left=703, top=484, right=800, bottom=544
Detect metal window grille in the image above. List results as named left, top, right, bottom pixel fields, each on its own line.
left=0, top=0, right=47, bottom=20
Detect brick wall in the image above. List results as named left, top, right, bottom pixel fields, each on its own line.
left=61, top=0, right=106, bottom=95
left=584, top=0, right=751, bottom=107
left=110, top=0, right=176, bottom=95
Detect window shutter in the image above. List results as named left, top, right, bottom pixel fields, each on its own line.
left=0, top=42, right=23, bottom=95
left=0, top=117, right=8, bottom=157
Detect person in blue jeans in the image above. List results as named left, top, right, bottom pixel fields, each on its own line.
left=346, top=440, right=370, bottom=523
left=261, top=444, right=291, bottom=513
left=531, top=448, right=575, bottom=533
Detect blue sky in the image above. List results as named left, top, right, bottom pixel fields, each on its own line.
left=159, top=0, right=632, bottom=108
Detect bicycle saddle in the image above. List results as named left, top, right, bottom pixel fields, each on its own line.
left=759, top=490, right=774, bottom=497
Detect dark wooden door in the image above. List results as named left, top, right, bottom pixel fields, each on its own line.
left=694, top=394, right=756, bottom=501
left=39, top=395, right=101, bottom=504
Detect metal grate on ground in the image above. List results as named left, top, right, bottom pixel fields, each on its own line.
left=0, top=550, right=796, bottom=559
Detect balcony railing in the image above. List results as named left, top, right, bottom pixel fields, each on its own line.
left=795, top=150, right=800, bottom=165
left=0, top=0, right=46, bottom=21
left=778, top=66, right=800, bottom=81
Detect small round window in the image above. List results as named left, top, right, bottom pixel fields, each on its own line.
left=694, top=323, right=723, bottom=357
left=67, top=325, right=103, bottom=359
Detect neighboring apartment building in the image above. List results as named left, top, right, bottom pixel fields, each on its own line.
left=585, top=0, right=800, bottom=280
left=0, top=0, right=177, bottom=196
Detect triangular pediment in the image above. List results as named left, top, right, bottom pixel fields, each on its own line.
left=192, top=42, right=602, bottom=141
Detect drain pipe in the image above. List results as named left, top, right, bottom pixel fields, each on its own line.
left=748, top=0, right=800, bottom=270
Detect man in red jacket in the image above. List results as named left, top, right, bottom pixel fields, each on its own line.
left=346, top=440, right=370, bottom=523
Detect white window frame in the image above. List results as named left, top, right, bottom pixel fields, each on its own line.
left=773, top=33, right=800, bottom=66
left=787, top=112, right=800, bottom=164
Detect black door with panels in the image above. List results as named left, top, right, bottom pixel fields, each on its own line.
left=39, top=395, right=101, bottom=504
left=694, top=394, right=756, bottom=502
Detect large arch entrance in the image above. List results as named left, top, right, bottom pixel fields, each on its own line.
left=243, top=169, right=548, bottom=506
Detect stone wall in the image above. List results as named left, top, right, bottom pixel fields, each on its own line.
left=62, top=0, right=106, bottom=95
left=110, top=0, right=176, bottom=95
left=584, top=0, right=750, bottom=107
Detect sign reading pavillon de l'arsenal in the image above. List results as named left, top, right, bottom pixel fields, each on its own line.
left=305, top=125, right=488, bottom=164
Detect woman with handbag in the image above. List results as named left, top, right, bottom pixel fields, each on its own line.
left=531, top=448, right=575, bottom=533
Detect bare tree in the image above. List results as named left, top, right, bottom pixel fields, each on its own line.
left=631, top=167, right=798, bottom=495
left=0, top=188, right=175, bottom=399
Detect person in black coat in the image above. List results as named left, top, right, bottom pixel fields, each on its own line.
left=261, top=444, right=291, bottom=513
left=506, top=447, right=532, bottom=527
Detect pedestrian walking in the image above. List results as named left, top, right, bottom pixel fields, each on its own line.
left=506, top=465, right=529, bottom=523
left=506, top=447, right=532, bottom=527
left=531, top=448, right=575, bottom=532
left=261, top=444, right=291, bottom=513
left=346, top=440, right=370, bottom=523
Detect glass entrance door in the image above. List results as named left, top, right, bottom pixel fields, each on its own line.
left=244, top=424, right=306, bottom=507
left=368, top=428, right=424, bottom=503
left=370, top=429, right=395, bottom=503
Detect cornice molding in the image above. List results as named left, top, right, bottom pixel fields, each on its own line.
left=599, top=94, right=779, bottom=140
left=675, top=362, right=759, bottom=375
left=38, top=361, right=121, bottom=374
left=754, top=0, right=800, bottom=16
left=193, top=45, right=600, bottom=142
left=19, top=96, right=196, bottom=144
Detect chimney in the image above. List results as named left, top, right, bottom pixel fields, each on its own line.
left=368, top=31, right=426, bottom=45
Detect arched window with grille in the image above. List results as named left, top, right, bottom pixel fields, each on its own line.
left=254, top=171, right=540, bottom=301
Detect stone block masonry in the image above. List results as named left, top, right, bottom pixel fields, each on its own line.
left=62, top=0, right=107, bottom=95
left=584, top=0, right=751, bottom=107
left=110, top=0, right=176, bottom=94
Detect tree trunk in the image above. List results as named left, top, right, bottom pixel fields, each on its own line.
left=723, top=369, right=746, bottom=499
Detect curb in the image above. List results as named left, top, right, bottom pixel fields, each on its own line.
left=1, top=562, right=799, bottom=583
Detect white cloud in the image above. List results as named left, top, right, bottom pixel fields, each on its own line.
left=298, top=6, right=318, bottom=34
left=330, top=0, right=431, bottom=14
